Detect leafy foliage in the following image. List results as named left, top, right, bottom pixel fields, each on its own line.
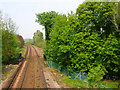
left=76, top=1, right=118, bottom=38
left=0, top=11, right=2, bottom=66
left=36, top=2, right=120, bottom=83
left=86, top=64, right=107, bottom=88
left=33, top=30, right=46, bottom=49
left=0, top=11, right=21, bottom=64
left=36, top=11, right=58, bottom=40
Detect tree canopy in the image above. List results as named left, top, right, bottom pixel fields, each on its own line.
left=33, top=30, right=46, bottom=49
left=36, top=11, right=58, bottom=40
left=36, top=2, right=120, bottom=84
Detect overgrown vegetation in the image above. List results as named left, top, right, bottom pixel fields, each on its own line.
left=36, top=11, right=58, bottom=41
left=60, top=75, right=119, bottom=88
left=60, top=76, right=88, bottom=88
left=35, top=1, right=120, bottom=88
left=20, top=45, right=26, bottom=56
left=0, top=11, right=21, bottom=65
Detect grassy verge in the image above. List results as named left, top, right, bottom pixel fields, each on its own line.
left=32, top=40, right=46, bottom=49
left=46, top=67, right=88, bottom=88
left=20, top=45, right=26, bottom=56
left=50, top=67, right=119, bottom=88
left=47, top=67, right=119, bottom=88
left=60, top=76, right=88, bottom=88
left=99, top=80, right=119, bottom=88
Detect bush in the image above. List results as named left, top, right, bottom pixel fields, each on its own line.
left=37, top=2, right=120, bottom=81
left=1, top=11, right=21, bottom=65
left=45, top=13, right=120, bottom=80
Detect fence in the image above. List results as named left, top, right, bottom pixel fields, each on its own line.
left=46, top=60, right=86, bottom=80
left=46, top=60, right=109, bottom=88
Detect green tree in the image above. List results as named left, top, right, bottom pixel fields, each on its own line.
left=35, top=11, right=58, bottom=40
left=76, top=1, right=117, bottom=38
left=37, top=2, right=120, bottom=83
left=0, top=11, right=2, bottom=73
left=33, top=30, right=46, bottom=49
left=45, top=14, right=71, bottom=66
left=33, top=30, right=43, bottom=43
left=112, top=2, right=120, bottom=37
left=38, top=32, right=43, bottom=39
left=86, top=64, right=107, bottom=88
left=0, top=11, right=20, bottom=64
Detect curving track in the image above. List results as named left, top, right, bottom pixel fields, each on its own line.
left=3, top=44, right=47, bottom=89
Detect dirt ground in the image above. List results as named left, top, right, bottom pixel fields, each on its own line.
left=1, top=64, right=19, bottom=89
left=43, top=67, right=69, bottom=88
left=2, top=64, right=18, bottom=80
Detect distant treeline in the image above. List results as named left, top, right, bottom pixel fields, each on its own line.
left=24, top=39, right=33, bottom=43
left=29, top=30, right=46, bottom=49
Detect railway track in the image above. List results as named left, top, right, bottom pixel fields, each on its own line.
left=32, top=46, right=47, bottom=88
left=3, top=44, right=47, bottom=89
left=19, top=45, right=32, bottom=88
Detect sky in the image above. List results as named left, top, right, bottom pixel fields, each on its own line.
left=0, top=0, right=84, bottom=39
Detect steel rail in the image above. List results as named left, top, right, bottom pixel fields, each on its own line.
left=6, top=44, right=29, bottom=90
left=20, top=45, right=31, bottom=89
left=32, top=46, right=47, bottom=88
left=33, top=47, right=35, bottom=89
left=20, top=45, right=35, bottom=89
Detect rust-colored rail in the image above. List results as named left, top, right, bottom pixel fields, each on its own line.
left=5, top=44, right=29, bottom=90
left=32, top=46, right=47, bottom=88
left=20, top=45, right=31, bottom=89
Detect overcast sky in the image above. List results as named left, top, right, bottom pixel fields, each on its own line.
left=0, top=0, right=84, bottom=39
